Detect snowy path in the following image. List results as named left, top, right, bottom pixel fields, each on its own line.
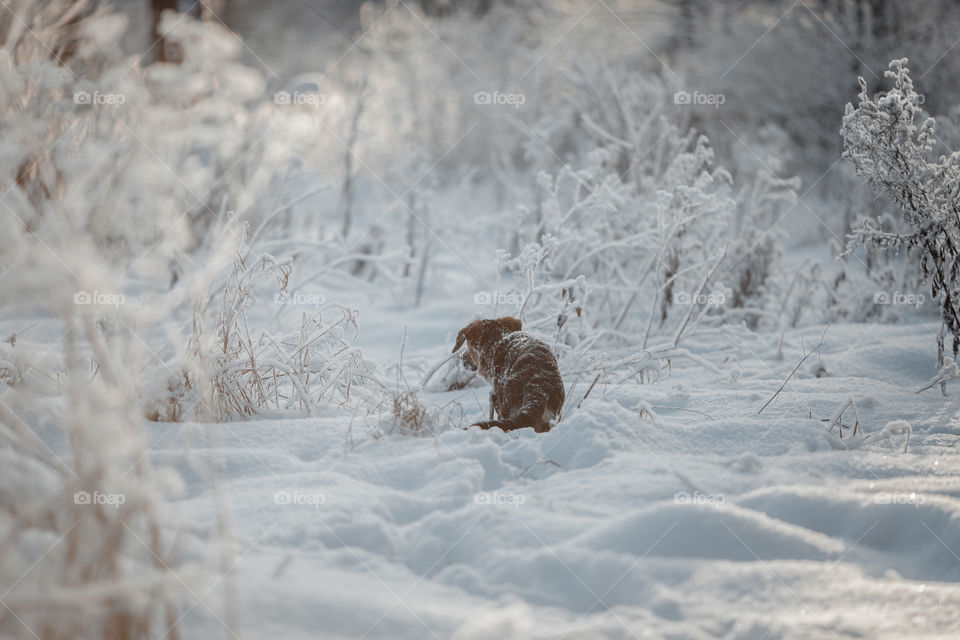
left=145, top=318, right=960, bottom=639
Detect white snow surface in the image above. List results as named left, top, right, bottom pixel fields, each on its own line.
left=143, top=296, right=960, bottom=640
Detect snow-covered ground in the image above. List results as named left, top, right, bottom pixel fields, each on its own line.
left=147, top=283, right=960, bottom=639
left=9, top=3, right=960, bottom=639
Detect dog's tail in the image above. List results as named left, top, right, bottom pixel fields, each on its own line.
left=472, top=419, right=552, bottom=434
left=472, top=419, right=505, bottom=429
left=452, top=328, right=467, bottom=353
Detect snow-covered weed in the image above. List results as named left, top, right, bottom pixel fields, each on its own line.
left=187, top=234, right=371, bottom=421
left=388, top=389, right=434, bottom=436
left=0, top=4, right=379, bottom=636
left=841, top=59, right=960, bottom=370
left=481, top=68, right=764, bottom=388
left=0, top=4, right=190, bottom=637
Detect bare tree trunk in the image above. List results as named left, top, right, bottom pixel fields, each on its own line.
left=340, top=72, right=369, bottom=239
left=150, top=0, right=228, bottom=63
left=150, top=0, right=178, bottom=62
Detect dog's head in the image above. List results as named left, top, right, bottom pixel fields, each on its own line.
left=452, top=317, right=522, bottom=372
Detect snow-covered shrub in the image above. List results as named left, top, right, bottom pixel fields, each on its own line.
left=502, top=130, right=735, bottom=348
left=724, top=173, right=792, bottom=327
left=674, top=0, right=960, bottom=199
left=841, top=59, right=960, bottom=363
left=458, top=61, right=801, bottom=395
left=172, top=222, right=376, bottom=422
left=485, top=142, right=737, bottom=398
left=720, top=123, right=801, bottom=327
left=281, top=2, right=614, bottom=303
left=0, top=5, right=189, bottom=636
left=383, top=388, right=453, bottom=437
left=0, top=4, right=387, bottom=635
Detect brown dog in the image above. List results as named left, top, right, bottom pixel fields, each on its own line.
left=452, top=317, right=565, bottom=433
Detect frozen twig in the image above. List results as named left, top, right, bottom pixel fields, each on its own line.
left=757, top=325, right=829, bottom=415
left=916, top=361, right=960, bottom=394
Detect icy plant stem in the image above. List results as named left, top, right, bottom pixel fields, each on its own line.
left=757, top=326, right=829, bottom=415
left=671, top=245, right=728, bottom=347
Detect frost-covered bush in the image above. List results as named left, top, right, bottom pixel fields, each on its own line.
left=674, top=0, right=960, bottom=196
left=512, top=137, right=732, bottom=338
left=841, top=58, right=960, bottom=364
left=724, top=171, right=794, bottom=326
left=290, top=3, right=547, bottom=301
left=0, top=4, right=189, bottom=637
left=0, top=4, right=386, bottom=636
left=164, top=221, right=377, bottom=422
left=493, top=61, right=797, bottom=347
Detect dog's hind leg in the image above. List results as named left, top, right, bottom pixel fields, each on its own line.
left=509, top=391, right=554, bottom=433
left=474, top=390, right=554, bottom=432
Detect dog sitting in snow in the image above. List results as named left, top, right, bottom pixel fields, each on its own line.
left=452, top=317, right=565, bottom=433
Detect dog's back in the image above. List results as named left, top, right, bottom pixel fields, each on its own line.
left=484, top=331, right=565, bottom=432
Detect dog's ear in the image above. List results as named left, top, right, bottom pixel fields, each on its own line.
left=503, top=317, right=522, bottom=333
left=452, top=327, right=467, bottom=353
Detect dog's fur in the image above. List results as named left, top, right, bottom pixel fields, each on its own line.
left=452, top=317, right=565, bottom=433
